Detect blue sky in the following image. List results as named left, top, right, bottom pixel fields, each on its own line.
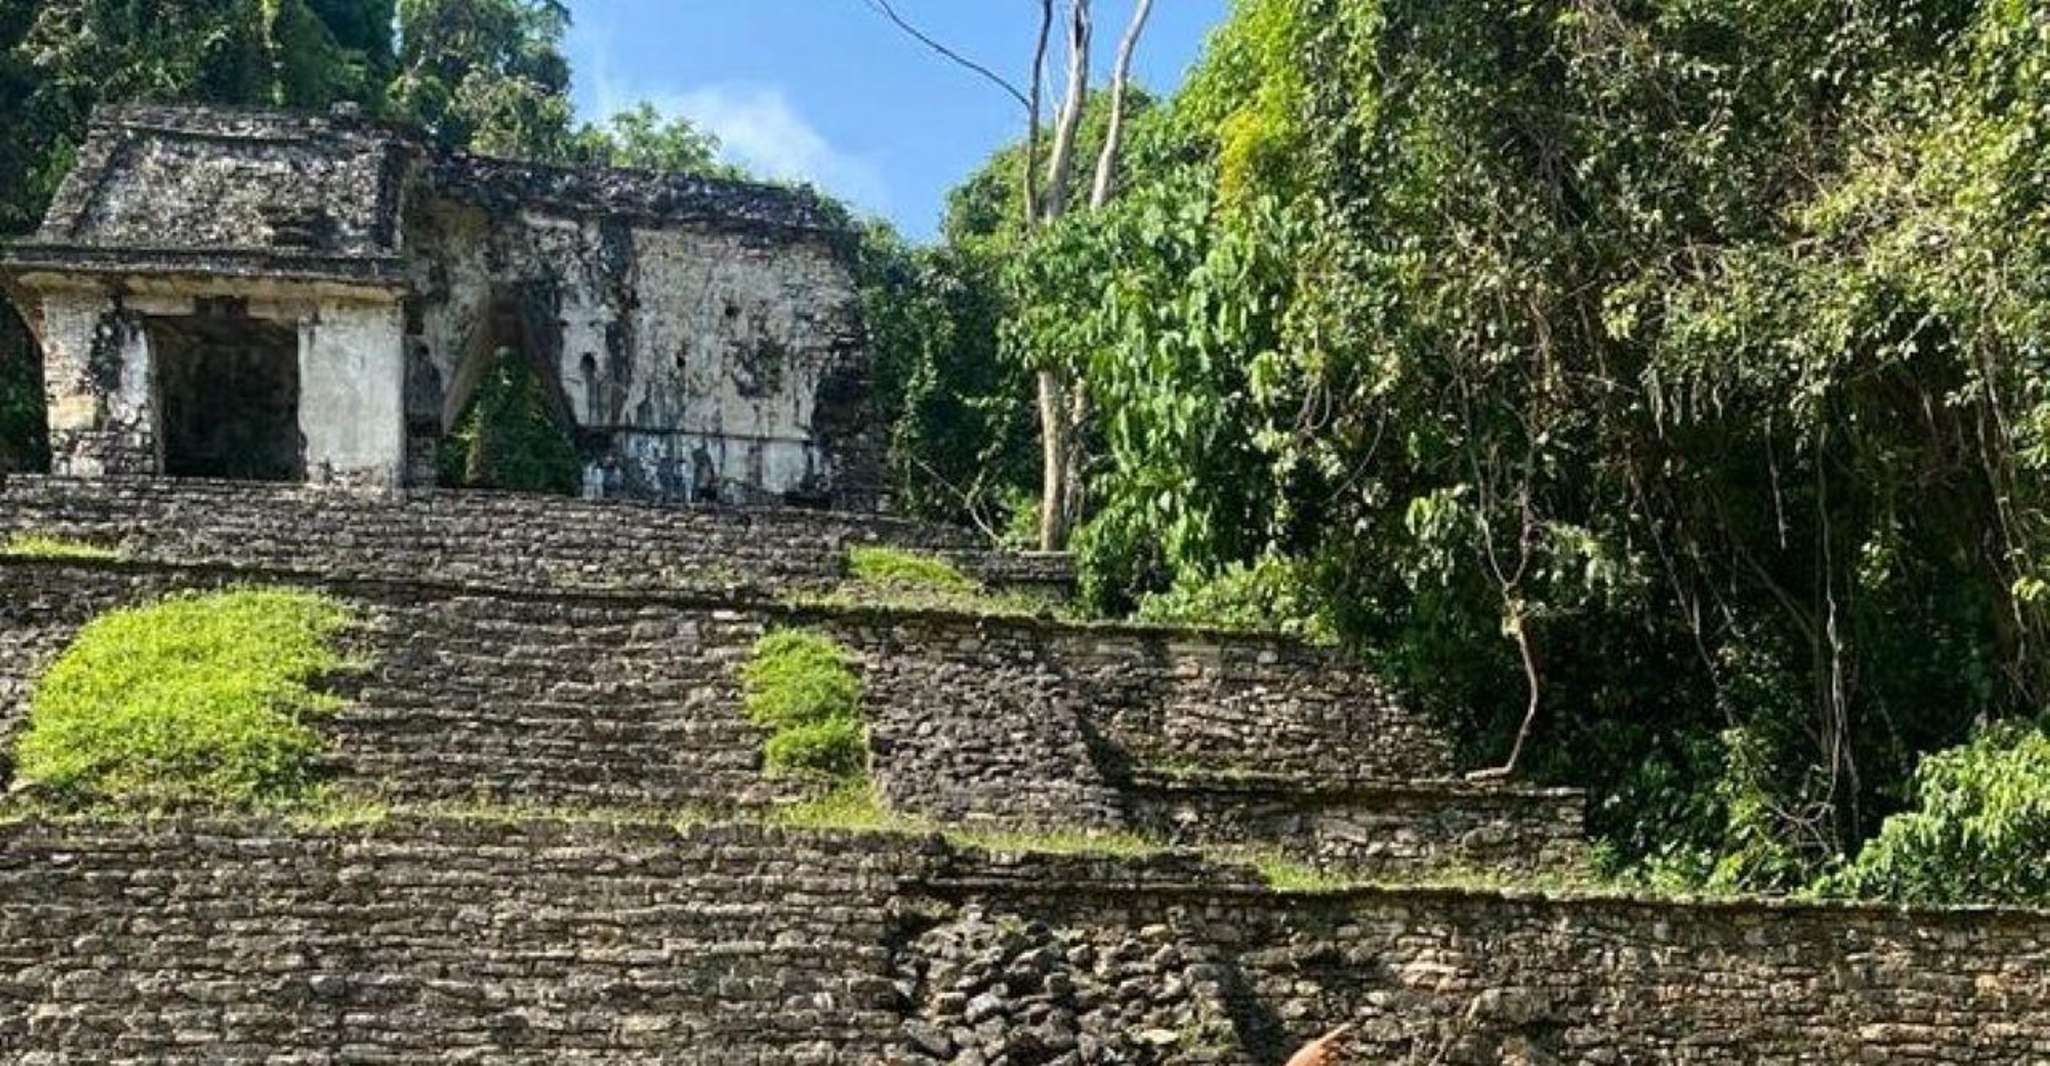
left=565, top=1, right=1230, bottom=241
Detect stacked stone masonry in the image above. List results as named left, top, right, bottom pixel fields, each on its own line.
left=8, top=481, right=2040, bottom=1063
left=0, top=476, right=1073, bottom=596
left=0, top=557, right=1570, bottom=876
left=2, top=820, right=2047, bottom=1065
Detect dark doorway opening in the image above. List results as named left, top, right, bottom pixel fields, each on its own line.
left=0, top=302, right=48, bottom=474
left=152, top=311, right=304, bottom=481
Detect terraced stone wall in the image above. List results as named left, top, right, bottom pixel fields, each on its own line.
left=0, top=559, right=1523, bottom=873
left=2, top=819, right=2045, bottom=1066
left=0, top=476, right=1072, bottom=596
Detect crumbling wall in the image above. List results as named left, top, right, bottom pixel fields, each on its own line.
left=0, top=476, right=1037, bottom=592
left=34, top=290, right=156, bottom=477
left=2, top=820, right=2047, bottom=1066
left=0, top=559, right=1501, bottom=871
left=405, top=186, right=878, bottom=508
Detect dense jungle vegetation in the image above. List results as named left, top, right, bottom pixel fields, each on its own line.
left=2, top=0, right=2048, bottom=902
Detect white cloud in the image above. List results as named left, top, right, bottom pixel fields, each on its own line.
left=570, top=26, right=887, bottom=214
left=665, top=84, right=889, bottom=213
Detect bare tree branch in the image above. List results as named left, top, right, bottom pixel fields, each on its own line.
left=1023, top=0, right=1052, bottom=227
left=858, top=0, right=1031, bottom=112
left=1089, top=0, right=1153, bottom=209
left=1039, top=0, right=1092, bottom=223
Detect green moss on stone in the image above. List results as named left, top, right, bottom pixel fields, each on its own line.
left=14, top=587, right=356, bottom=807
left=740, top=628, right=867, bottom=779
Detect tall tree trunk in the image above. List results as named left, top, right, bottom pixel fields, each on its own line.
left=1035, top=1, right=1091, bottom=551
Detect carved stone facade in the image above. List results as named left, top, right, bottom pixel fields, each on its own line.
left=0, top=105, right=879, bottom=506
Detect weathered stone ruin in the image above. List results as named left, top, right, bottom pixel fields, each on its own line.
left=0, top=104, right=877, bottom=504
left=1, top=105, right=2048, bottom=1065
left=5, top=475, right=2050, bottom=1064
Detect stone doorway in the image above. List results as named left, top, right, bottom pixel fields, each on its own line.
left=152, top=308, right=304, bottom=481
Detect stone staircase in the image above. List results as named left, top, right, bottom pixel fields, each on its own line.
left=3, top=477, right=2046, bottom=1064
left=0, top=476, right=1574, bottom=875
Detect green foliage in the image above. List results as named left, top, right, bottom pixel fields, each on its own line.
left=0, top=290, right=47, bottom=474
left=845, top=545, right=977, bottom=593
left=956, top=0, right=2050, bottom=899
left=387, top=0, right=570, bottom=158
left=568, top=101, right=737, bottom=176
left=2, top=533, right=119, bottom=560
left=438, top=347, right=579, bottom=495
left=855, top=220, right=1038, bottom=530
left=1133, top=553, right=1334, bottom=642
left=1821, top=726, right=2050, bottom=905
left=762, top=717, right=869, bottom=780
left=740, top=629, right=867, bottom=780
left=14, top=588, right=355, bottom=807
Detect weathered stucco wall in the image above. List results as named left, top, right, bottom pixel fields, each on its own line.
left=405, top=192, right=875, bottom=506
left=2, top=819, right=2046, bottom=1065
left=299, top=298, right=405, bottom=487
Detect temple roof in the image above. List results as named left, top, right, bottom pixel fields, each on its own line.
left=4, top=105, right=414, bottom=286
left=1, top=103, right=850, bottom=289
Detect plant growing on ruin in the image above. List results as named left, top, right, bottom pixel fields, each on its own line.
left=1820, top=726, right=2050, bottom=906
left=846, top=545, right=978, bottom=593
left=1, top=533, right=119, bottom=560
left=14, top=587, right=357, bottom=807
left=741, top=629, right=868, bottom=780
left=438, top=346, right=580, bottom=496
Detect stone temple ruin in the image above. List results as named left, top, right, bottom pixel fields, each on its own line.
left=0, top=104, right=877, bottom=505
left=2, top=106, right=2049, bottom=1064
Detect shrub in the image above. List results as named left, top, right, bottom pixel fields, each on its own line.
left=740, top=629, right=867, bottom=779
left=846, top=545, right=978, bottom=593
left=1819, top=725, right=2050, bottom=905
left=14, top=587, right=355, bottom=807
left=762, top=717, right=868, bottom=779
left=438, top=346, right=581, bottom=496
left=1, top=533, right=119, bottom=560
left=1134, top=554, right=1335, bottom=642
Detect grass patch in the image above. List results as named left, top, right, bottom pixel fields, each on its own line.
left=13, top=587, right=357, bottom=808
left=1247, top=854, right=1366, bottom=892
left=829, top=544, right=1076, bottom=619
left=846, top=545, right=978, bottom=592
left=741, top=629, right=868, bottom=779
left=2, top=533, right=120, bottom=561
left=769, top=779, right=905, bottom=832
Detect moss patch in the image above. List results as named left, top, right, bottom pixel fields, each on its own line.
left=846, top=545, right=978, bottom=591
left=2, top=533, right=120, bottom=561
left=741, top=629, right=868, bottom=780
left=815, top=545, right=1072, bottom=619
left=770, top=779, right=899, bottom=832
left=14, top=587, right=356, bottom=808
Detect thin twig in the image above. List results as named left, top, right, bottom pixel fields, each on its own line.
left=857, top=0, right=1031, bottom=111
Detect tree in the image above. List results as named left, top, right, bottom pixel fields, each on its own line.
left=568, top=102, right=736, bottom=177
left=862, top=0, right=1156, bottom=551
left=387, top=0, right=573, bottom=159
